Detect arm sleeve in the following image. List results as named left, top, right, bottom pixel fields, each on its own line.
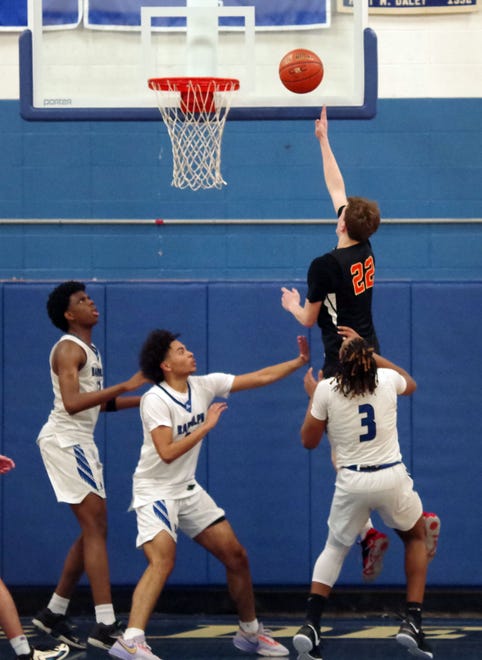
left=380, top=369, right=408, bottom=395
left=141, top=393, right=173, bottom=433
left=310, top=381, right=329, bottom=421
left=307, top=253, right=340, bottom=303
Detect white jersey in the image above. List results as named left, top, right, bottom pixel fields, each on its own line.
left=132, top=372, right=234, bottom=506
left=311, top=368, right=406, bottom=468
left=37, top=334, right=103, bottom=448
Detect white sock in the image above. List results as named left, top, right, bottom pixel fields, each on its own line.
left=95, top=603, right=116, bottom=625
left=124, top=627, right=145, bottom=641
left=239, top=618, right=259, bottom=634
left=10, top=634, right=31, bottom=657
left=48, top=593, right=70, bottom=616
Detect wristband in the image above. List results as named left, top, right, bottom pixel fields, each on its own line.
left=105, top=398, right=117, bottom=412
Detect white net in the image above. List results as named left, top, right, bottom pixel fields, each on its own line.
left=149, top=78, right=239, bottom=191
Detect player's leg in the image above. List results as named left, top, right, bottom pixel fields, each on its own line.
left=395, top=517, right=433, bottom=659
left=331, top=450, right=389, bottom=582
left=127, top=531, right=176, bottom=631
left=377, top=468, right=432, bottom=658
left=32, top=535, right=86, bottom=649
left=0, top=579, right=70, bottom=659
left=294, top=482, right=366, bottom=659
left=110, top=500, right=179, bottom=660
left=71, top=493, right=124, bottom=648
left=0, top=578, right=28, bottom=650
left=33, top=439, right=104, bottom=649
left=70, top=493, right=110, bottom=603
left=195, top=519, right=289, bottom=657
left=293, top=533, right=351, bottom=659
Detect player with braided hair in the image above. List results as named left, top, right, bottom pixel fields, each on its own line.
left=281, top=106, right=440, bottom=582
left=333, top=337, right=378, bottom=398
left=293, top=327, right=433, bottom=660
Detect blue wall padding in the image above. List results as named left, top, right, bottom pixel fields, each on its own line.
left=0, top=280, right=481, bottom=588
left=410, top=283, right=482, bottom=585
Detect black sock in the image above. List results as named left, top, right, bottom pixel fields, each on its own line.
left=406, top=601, right=423, bottom=629
left=305, top=593, right=327, bottom=631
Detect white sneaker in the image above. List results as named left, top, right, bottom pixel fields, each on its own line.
left=109, top=636, right=162, bottom=660
left=361, top=528, right=390, bottom=582
left=423, top=512, right=440, bottom=561
left=233, top=623, right=289, bottom=656
left=31, top=644, right=70, bottom=660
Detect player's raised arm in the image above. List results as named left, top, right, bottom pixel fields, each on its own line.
left=230, top=336, right=309, bottom=392
left=315, top=105, right=348, bottom=213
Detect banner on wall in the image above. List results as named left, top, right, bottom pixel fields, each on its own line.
left=337, top=0, right=477, bottom=13
left=85, top=0, right=330, bottom=30
left=0, top=0, right=82, bottom=30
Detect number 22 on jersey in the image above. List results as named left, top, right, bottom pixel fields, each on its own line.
left=350, top=256, right=375, bottom=295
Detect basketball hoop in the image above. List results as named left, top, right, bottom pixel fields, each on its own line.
left=148, top=77, right=239, bottom=191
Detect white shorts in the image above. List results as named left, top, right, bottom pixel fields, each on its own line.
left=38, top=435, right=106, bottom=504
left=328, top=463, right=423, bottom=547
left=134, top=488, right=225, bottom=548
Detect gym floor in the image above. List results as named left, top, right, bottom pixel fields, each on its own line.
left=1, top=613, right=481, bottom=660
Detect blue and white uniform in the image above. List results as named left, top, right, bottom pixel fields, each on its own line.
left=311, top=368, right=422, bottom=546
left=132, top=373, right=234, bottom=547
left=37, top=334, right=105, bottom=503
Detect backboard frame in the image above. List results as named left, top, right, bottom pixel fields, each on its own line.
left=19, top=0, right=377, bottom=121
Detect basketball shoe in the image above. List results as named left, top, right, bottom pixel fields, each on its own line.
left=293, top=624, right=323, bottom=660
left=88, top=620, right=125, bottom=649
left=361, top=528, right=390, bottom=582
left=423, top=512, right=441, bottom=561
left=32, top=608, right=86, bottom=649
left=233, top=623, right=289, bottom=656
left=18, top=644, right=70, bottom=660
left=109, top=636, right=162, bottom=660
left=396, top=615, right=433, bottom=658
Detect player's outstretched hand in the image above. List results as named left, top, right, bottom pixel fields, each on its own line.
left=297, top=336, right=310, bottom=364
left=281, top=286, right=301, bottom=312
left=205, top=402, right=228, bottom=431
left=0, top=455, right=15, bottom=474
left=314, top=105, right=328, bottom=142
left=303, top=367, right=322, bottom=398
left=125, top=370, right=151, bottom=390
left=337, top=325, right=361, bottom=342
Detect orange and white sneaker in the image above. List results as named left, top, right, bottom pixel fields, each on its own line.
left=361, top=528, right=390, bottom=582
left=423, top=512, right=441, bottom=561
left=233, top=623, right=289, bottom=656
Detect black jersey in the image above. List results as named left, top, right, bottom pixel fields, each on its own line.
left=307, top=240, right=379, bottom=375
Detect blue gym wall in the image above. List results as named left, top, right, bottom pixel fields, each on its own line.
left=0, top=98, right=481, bottom=281
left=0, top=97, right=481, bottom=589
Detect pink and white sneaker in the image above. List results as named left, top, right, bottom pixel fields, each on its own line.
left=109, top=636, right=162, bottom=660
left=361, top=528, right=390, bottom=582
left=233, top=623, right=289, bottom=656
left=423, top=512, right=441, bottom=561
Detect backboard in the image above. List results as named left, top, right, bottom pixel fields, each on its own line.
left=19, top=0, right=377, bottom=121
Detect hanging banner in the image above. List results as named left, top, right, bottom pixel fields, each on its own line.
left=85, top=0, right=330, bottom=30
left=0, top=0, right=82, bottom=30
left=337, top=0, right=477, bottom=13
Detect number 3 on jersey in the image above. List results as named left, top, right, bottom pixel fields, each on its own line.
left=350, top=256, right=375, bottom=295
left=359, top=403, right=376, bottom=442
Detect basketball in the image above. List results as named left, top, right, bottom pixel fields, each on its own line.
left=279, top=49, right=324, bottom=94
